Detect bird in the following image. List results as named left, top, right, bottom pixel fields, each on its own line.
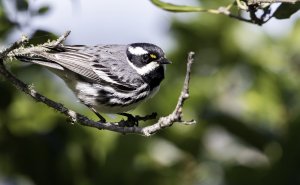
left=13, top=42, right=171, bottom=125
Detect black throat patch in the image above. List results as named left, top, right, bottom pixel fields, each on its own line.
left=142, top=65, right=165, bottom=90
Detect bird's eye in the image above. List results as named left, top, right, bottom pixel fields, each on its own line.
left=142, top=54, right=149, bottom=61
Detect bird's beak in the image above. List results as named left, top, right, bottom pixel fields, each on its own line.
left=158, top=58, right=172, bottom=64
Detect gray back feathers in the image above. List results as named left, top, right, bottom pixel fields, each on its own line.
left=17, top=44, right=144, bottom=89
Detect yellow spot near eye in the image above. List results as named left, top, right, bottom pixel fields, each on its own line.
left=150, top=54, right=157, bottom=59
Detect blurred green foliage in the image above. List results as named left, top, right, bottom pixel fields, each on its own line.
left=151, top=0, right=300, bottom=25
left=1, top=0, right=300, bottom=185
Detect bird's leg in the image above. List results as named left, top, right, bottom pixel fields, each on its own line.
left=118, top=112, right=157, bottom=127
left=88, top=106, right=106, bottom=123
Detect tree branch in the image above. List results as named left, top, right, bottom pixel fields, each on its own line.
left=0, top=32, right=196, bottom=136
left=0, top=35, right=29, bottom=59
left=248, top=0, right=300, bottom=4
left=150, top=0, right=254, bottom=24
left=54, top=30, right=71, bottom=46
left=150, top=0, right=300, bottom=25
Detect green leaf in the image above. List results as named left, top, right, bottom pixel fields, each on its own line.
left=29, top=30, right=58, bottom=45
left=273, top=2, right=300, bottom=19
left=0, top=6, right=15, bottom=39
left=15, top=0, right=29, bottom=11
left=37, top=6, right=50, bottom=15
left=150, top=0, right=215, bottom=13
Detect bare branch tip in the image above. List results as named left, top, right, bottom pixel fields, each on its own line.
left=21, top=35, right=29, bottom=43
left=54, top=31, right=72, bottom=46
left=65, top=30, right=71, bottom=36
left=188, top=51, right=195, bottom=59
left=181, top=120, right=197, bottom=125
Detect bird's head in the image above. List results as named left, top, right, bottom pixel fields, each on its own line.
left=126, top=43, right=171, bottom=75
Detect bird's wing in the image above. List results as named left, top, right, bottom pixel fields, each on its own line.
left=55, top=45, right=141, bottom=91
left=91, top=59, right=141, bottom=91
left=17, top=45, right=142, bottom=91
left=44, top=45, right=102, bottom=82
left=17, top=45, right=102, bottom=82
left=50, top=52, right=101, bottom=82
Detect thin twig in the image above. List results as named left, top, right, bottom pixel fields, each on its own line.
left=0, top=35, right=28, bottom=59
left=248, top=0, right=300, bottom=4
left=150, top=0, right=258, bottom=24
left=140, top=52, right=196, bottom=136
left=54, top=30, right=71, bottom=46
left=0, top=33, right=196, bottom=136
left=150, top=0, right=300, bottom=25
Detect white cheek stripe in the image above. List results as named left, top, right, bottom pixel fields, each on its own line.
left=127, top=59, right=160, bottom=75
left=128, top=46, right=148, bottom=55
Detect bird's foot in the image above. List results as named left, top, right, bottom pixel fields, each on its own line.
left=118, top=112, right=157, bottom=127
left=118, top=113, right=139, bottom=127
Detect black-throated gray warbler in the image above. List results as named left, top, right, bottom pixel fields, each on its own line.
left=14, top=43, right=171, bottom=123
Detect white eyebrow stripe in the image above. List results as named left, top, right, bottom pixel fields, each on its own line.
left=128, top=46, right=148, bottom=55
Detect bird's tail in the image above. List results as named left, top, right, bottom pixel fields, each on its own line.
left=8, top=45, right=64, bottom=70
